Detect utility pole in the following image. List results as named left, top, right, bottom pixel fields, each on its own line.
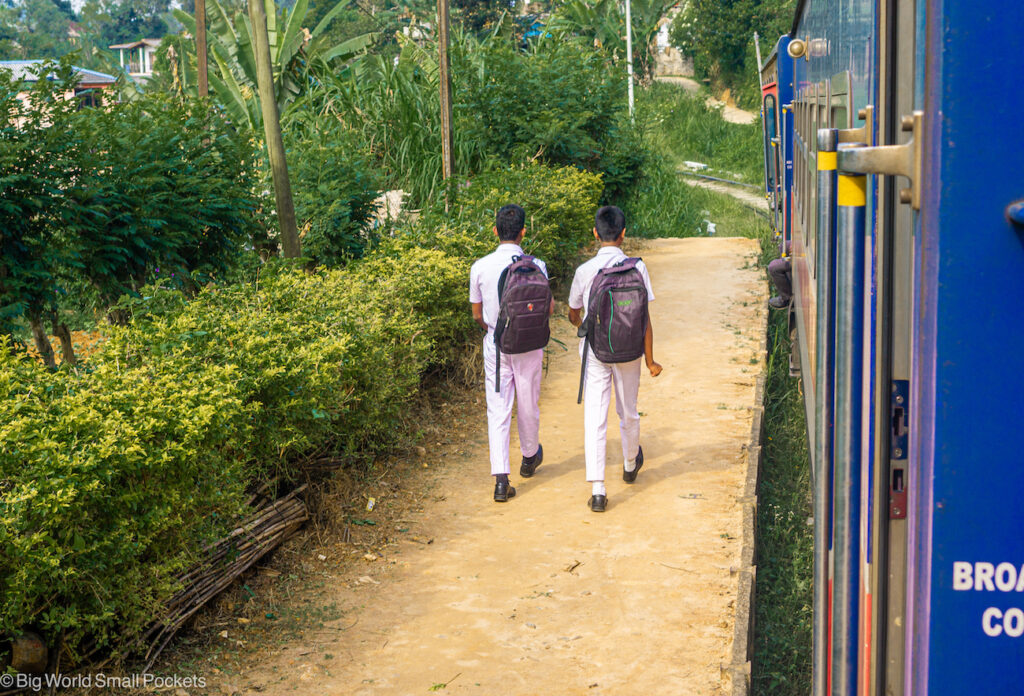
left=248, top=0, right=302, bottom=258
left=196, top=0, right=208, bottom=97
left=437, top=0, right=454, bottom=208
left=753, top=32, right=763, bottom=76
left=625, top=0, right=634, bottom=118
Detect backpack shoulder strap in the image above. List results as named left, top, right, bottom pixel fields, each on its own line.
left=497, top=265, right=511, bottom=299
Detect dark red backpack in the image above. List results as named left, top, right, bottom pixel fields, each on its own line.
left=576, top=258, right=648, bottom=402
left=493, top=255, right=552, bottom=391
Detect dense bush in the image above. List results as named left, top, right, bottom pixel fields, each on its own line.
left=0, top=244, right=471, bottom=658
left=0, top=341, right=254, bottom=658
left=391, top=163, right=604, bottom=286
left=458, top=40, right=643, bottom=202
left=284, top=119, right=382, bottom=266
left=0, top=61, right=84, bottom=350
left=305, top=32, right=640, bottom=207
left=70, top=94, right=261, bottom=306
left=0, top=60, right=261, bottom=363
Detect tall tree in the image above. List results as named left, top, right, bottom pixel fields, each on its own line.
left=78, top=0, right=170, bottom=45
left=172, top=0, right=375, bottom=131
left=670, top=0, right=793, bottom=102
left=0, top=0, right=74, bottom=58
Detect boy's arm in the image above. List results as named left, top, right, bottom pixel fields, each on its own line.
left=644, top=308, right=662, bottom=377
left=569, top=306, right=583, bottom=327
left=471, top=302, right=487, bottom=331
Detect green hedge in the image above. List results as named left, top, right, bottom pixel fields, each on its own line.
left=0, top=347, right=253, bottom=656
left=0, top=252, right=468, bottom=658
left=0, top=162, right=600, bottom=661
left=390, top=163, right=604, bottom=286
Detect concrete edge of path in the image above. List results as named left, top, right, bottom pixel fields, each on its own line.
left=727, top=301, right=771, bottom=696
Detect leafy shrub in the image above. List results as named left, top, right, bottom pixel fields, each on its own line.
left=0, top=340, right=253, bottom=658
left=108, top=251, right=468, bottom=466
left=0, top=60, right=83, bottom=348
left=458, top=39, right=643, bottom=197
left=0, top=60, right=261, bottom=362
left=69, top=93, right=261, bottom=307
left=284, top=119, right=382, bottom=266
left=0, top=242, right=471, bottom=658
left=392, top=163, right=604, bottom=286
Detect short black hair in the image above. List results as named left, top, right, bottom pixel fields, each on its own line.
left=495, top=204, right=526, bottom=241
left=595, top=205, right=626, bottom=241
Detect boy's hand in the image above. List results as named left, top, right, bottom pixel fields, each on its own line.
left=647, top=361, right=663, bottom=377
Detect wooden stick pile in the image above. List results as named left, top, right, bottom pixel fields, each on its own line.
left=142, top=485, right=309, bottom=670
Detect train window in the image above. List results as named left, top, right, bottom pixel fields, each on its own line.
left=830, top=70, right=852, bottom=129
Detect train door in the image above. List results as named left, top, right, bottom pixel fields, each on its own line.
left=763, top=91, right=781, bottom=234
left=905, top=1, right=1024, bottom=692
left=869, top=0, right=916, bottom=692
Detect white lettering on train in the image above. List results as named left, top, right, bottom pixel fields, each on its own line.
left=975, top=562, right=995, bottom=591
left=982, top=607, right=1024, bottom=637
left=952, top=562, right=1024, bottom=591
left=996, top=563, right=1018, bottom=592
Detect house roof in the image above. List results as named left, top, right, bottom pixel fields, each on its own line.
left=108, top=38, right=161, bottom=50
left=0, top=60, right=117, bottom=86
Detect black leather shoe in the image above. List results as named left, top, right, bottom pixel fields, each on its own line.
left=494, top=479, right=516, bottom=502
left=623, top=445, right=644, bottom=484
left=520, top=443, right=544, bottom=478
left=588, top=494, right=607, bottom=512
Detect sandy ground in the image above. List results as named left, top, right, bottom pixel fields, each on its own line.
left=654, top=76, right=759, bottom=125
left=216, top=238, right=766, bottom=696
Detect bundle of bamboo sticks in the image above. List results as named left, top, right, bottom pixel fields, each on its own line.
left=142, top=485, right=309, bottom=670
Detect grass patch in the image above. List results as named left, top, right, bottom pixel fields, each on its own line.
left=623, top=156, right=766, bottom=239
left=619, top=81, right=766, bottom=240
left=752, top=307, right=814, bottom=694
left=637, top=81, right=764, bottom=184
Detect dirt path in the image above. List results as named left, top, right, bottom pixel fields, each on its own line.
left=654, top=76, right=759, bottom=125
left=226, top=238, right=766, bottom=696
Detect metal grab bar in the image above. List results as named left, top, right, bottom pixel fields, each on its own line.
left=812, top=127, right=838, bottom=696
left=830, top=142, right=868, bottom=696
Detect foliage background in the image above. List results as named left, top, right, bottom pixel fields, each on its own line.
left=669, top=0, right=795, bottom=108
left=0, top=0, right=779, bottom=669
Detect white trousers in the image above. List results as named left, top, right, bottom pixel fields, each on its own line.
left=483, top=335, right=543, bottom=476
left=582, top=347, right=641, bottom=482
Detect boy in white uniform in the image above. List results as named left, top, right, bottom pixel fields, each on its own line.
left=568, top=206, right=662, bottom=512
left=469, top=204, right=550, bottom=502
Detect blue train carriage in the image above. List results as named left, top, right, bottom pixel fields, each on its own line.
left=758, top=35, right=794, bottom=246
left=775, top=0, right=1024, bottom=693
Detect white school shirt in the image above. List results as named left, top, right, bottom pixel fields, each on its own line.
left=469, top=243, right=549, bottom=332
left=568, top=246, right=655, bottom=322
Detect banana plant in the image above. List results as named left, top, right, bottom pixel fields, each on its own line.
left=173, top=0, right=376, bottom=131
